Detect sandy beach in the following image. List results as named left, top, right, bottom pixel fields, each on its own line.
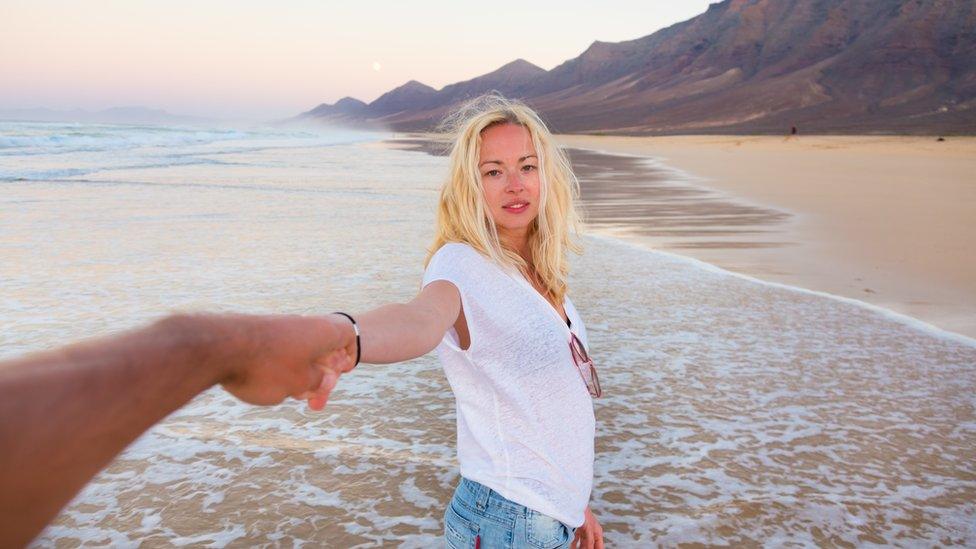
left=3, top=124, right=974, bottom=546
left=557, top=135, right=976, bottom=339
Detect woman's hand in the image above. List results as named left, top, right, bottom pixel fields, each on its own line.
left=302, top=313, right=358, bottom=411
left=571, top=506, right=604, bottom=549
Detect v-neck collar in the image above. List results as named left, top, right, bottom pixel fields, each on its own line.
left=469, top=246, right=576, bottom=337
left=507, top=268, right=575, bottom=337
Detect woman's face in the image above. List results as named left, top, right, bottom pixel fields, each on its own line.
left=478, top=123, right=541, bottom=241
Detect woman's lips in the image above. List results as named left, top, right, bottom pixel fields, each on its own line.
left=503, top=202, right=529, bottom=214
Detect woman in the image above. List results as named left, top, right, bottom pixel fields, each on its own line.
left=314, top=95, right=604, bottom=549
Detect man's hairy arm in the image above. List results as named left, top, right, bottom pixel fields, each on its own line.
left=0, top=313, right=351, bottom=548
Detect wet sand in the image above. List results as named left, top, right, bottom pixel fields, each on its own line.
left=389, top=134, right=976, bottom=339
left=558, top=134, right=976, bottom=340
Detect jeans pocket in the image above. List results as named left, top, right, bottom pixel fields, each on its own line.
left=444, top=500, right=480, bottom=549
left=525, top=510, right=571, bottom=548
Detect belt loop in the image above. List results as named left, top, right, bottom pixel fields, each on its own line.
left=475, top=482, right=491, bottom=511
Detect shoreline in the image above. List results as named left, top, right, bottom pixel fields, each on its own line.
left=386, top=133, right=976, bottom=340
left=555, top=134, right=976, bottom=340
left=586, top=230, right=976, bottom=348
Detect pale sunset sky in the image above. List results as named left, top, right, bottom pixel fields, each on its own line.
left=1, top=0, right=716, bottom=120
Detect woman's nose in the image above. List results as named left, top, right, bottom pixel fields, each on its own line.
left=505, top=170, right=525, bottom=191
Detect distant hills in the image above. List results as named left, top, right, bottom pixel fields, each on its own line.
left=0, top=106, right=212, bottom=126
left=297, top=0, right=976, bottom=135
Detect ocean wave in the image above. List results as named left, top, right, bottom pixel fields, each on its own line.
left=0, top=122, right=386, bottom=181
left=0, top=122, right=251, bottom=153
left=0, top=121, right=376, bottom=156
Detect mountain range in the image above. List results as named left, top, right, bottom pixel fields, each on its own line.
left=298, top=0, right=976, bottom=134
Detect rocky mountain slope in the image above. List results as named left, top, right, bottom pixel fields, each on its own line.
left=299, top=0, right=976, bottom=134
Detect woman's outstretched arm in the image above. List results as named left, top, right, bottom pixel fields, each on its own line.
left=327, top=280, right=461, bottom=366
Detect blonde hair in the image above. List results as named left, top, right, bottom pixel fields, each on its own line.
left=425, top=94, right=584, bottom=305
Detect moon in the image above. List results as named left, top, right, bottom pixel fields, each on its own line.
left=372, top=61, right=382, bottom=72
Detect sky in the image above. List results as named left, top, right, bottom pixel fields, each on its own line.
left=0, top=0, right=716, bottom=120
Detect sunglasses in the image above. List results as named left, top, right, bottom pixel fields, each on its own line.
left=569, top=332, right=602, bottom=398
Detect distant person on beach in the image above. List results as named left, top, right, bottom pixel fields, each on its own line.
left=0, top=313, right=354, bottom=548
left=317, top=94, right=605, bottom=548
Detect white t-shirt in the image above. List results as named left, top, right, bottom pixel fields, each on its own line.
left=422, top=242, right=595, bottom=528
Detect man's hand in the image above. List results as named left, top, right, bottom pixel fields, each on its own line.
left=181, top=313, right=357, bottom=409
left=571, top=506, right=604, bottom=549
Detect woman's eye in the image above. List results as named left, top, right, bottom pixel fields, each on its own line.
left=522, top=165, right=537, bottom=172
left=484, top=170, right=501, bottom=177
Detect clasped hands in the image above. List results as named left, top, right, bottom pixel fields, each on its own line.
left=183, top=312, right=359, bottom=411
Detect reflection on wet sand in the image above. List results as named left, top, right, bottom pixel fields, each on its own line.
left=387, top=137, right=793, bottom=253
left=566, top=148, right=791, bottom=250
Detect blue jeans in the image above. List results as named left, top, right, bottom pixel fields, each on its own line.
left=444, top=477, right=576, bottom=549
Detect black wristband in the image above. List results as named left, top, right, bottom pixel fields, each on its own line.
left=332, top=312, right=361, bottom=367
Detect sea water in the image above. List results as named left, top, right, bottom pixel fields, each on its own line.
left=1, top=121, right=974, bottom=547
